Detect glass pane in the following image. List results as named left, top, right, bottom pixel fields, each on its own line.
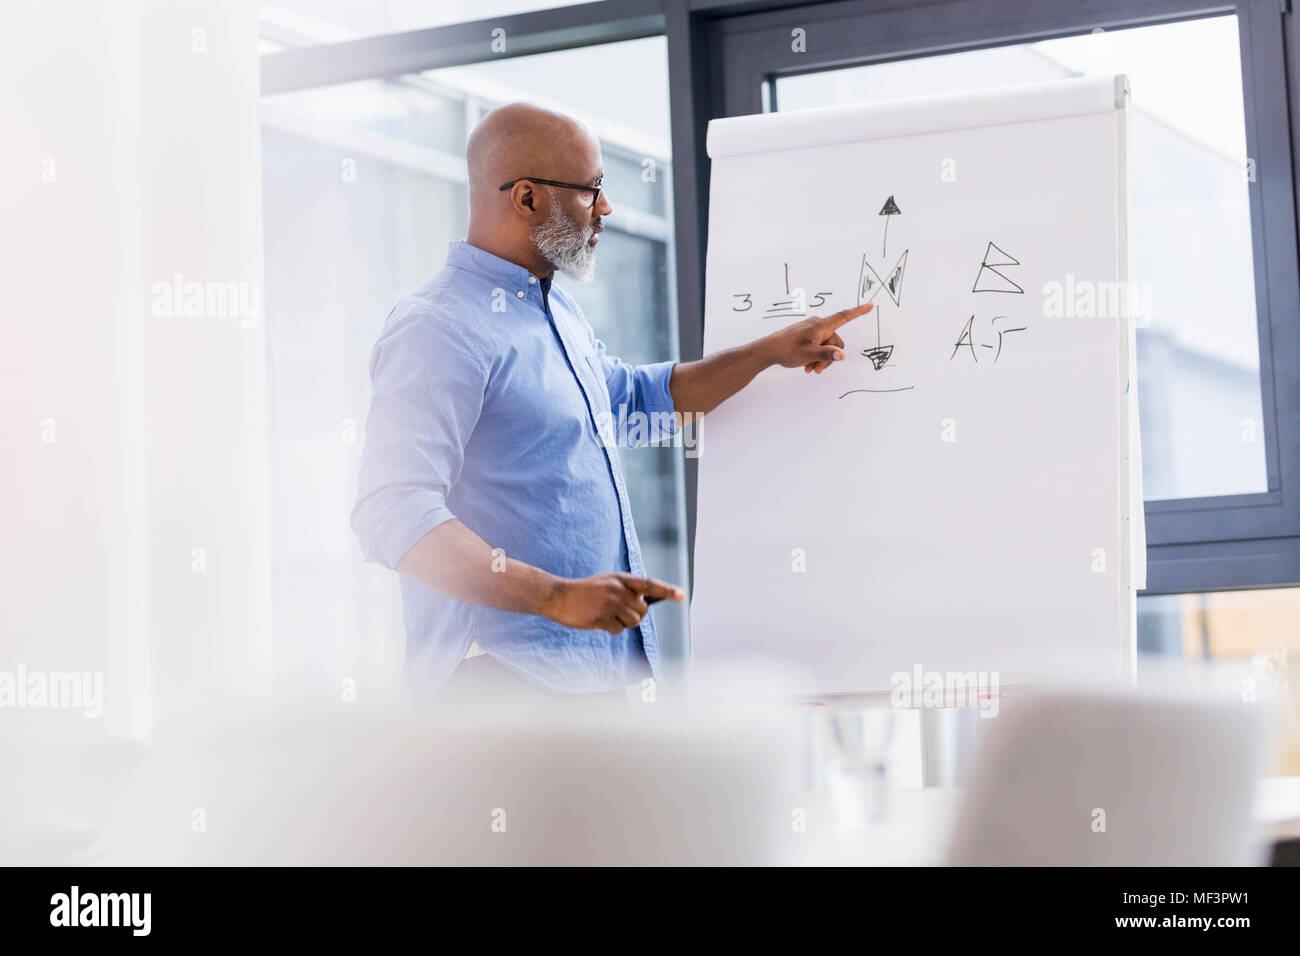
left=776, top=15, right=1267, bottom=502
left=260, top=37, right=687, bottom=700
left=260, top=0, right=602, bottom=45
left=1138, top=588, right=1300, bottom=774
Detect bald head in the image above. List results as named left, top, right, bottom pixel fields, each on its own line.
left=464, top=102, right=612, bottom=281
left=466, top=102, right=596, bottom=198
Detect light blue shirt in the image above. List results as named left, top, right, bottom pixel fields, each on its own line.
left=351, top=240, right=679, bottom=694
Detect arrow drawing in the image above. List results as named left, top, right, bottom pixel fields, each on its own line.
left=879, top=194, right=901, bottom=257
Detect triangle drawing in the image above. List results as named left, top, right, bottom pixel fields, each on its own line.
left=862, top=344, right=894, bottom=370
left=972, top=241, right=1024, bottom=294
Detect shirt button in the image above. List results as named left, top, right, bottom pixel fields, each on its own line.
left=516, top=290, right=525, bottom=298
left=528, top=276, right=536, bottom=284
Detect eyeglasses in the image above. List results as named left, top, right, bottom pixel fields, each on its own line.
left=499, top=176, right=603, bottom=208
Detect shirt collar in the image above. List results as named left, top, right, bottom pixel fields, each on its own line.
left=446, top=239, right=550, bottom=291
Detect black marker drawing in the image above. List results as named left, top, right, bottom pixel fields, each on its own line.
left=736, top=262, right=835, bottom=319
left=972, top=241, right=1024, bottom=294
left=879, top=194, right=901, bottom=257
left=719, top=207, right=1043, bottom=398
left=992, top=315, right=1028, bottom=362
left=862, top=345, right=894, bottom=370
left=857, top=248, right=906, bottom=370
left=952, top=315, right=979, bottom=362
left=862, top=307, right=894, bottom=370
left=858, top=249, right=909, bottom=308
left=853, top=195, right=910, bottom=378
left=858, top=260, right=877, bottom=304
left=761, top=263, right=801, bottom=318
left=950, top=314, right=1029, bottom=363
left=764, top=299, right=804, bottom=319
left=839, top=386, right=915, bottom=398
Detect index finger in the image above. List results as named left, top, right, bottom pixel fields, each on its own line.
left=618, top=574, right=685, bottom=601
left=819, top=302, right=873, bottom=331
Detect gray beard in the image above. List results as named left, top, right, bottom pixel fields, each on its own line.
left=531, top=195, right=598, bottom=281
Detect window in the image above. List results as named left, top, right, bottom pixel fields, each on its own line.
left=259, top=35, right=687, bottom=698
left=776, top=16, right=1265, bottom=502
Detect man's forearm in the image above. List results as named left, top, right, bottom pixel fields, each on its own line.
left=668, top=338, right=775, bottom=415
left=395, top=518, right=560, bottom=618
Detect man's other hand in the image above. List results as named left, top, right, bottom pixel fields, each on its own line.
left=544, top=572, right=685, bottom=635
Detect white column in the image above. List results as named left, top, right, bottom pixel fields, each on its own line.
left=137, top=0, right=274, bottom=722
left=0, top=0, right=274, bottom=744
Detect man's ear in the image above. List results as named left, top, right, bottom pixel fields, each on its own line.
left=508, top=181, right=537, bottom=216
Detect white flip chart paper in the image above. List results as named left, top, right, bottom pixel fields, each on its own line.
left=691, top=76, right=1144, bottom=697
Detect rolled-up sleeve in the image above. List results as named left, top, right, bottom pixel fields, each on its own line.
left=350, top=304, right=489, bottom=568
left=583, top=323, right=679, bottom=449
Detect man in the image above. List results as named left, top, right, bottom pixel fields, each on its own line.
left=351, top=102, right=869, bottom=704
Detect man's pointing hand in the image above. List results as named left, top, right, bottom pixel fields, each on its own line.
left=762, top=302, right=874, bottom=375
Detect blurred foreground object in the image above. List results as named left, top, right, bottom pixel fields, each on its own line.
left=37, top=701, right=802, bottom=866
left=947, top=679, right=1272, bottom=866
